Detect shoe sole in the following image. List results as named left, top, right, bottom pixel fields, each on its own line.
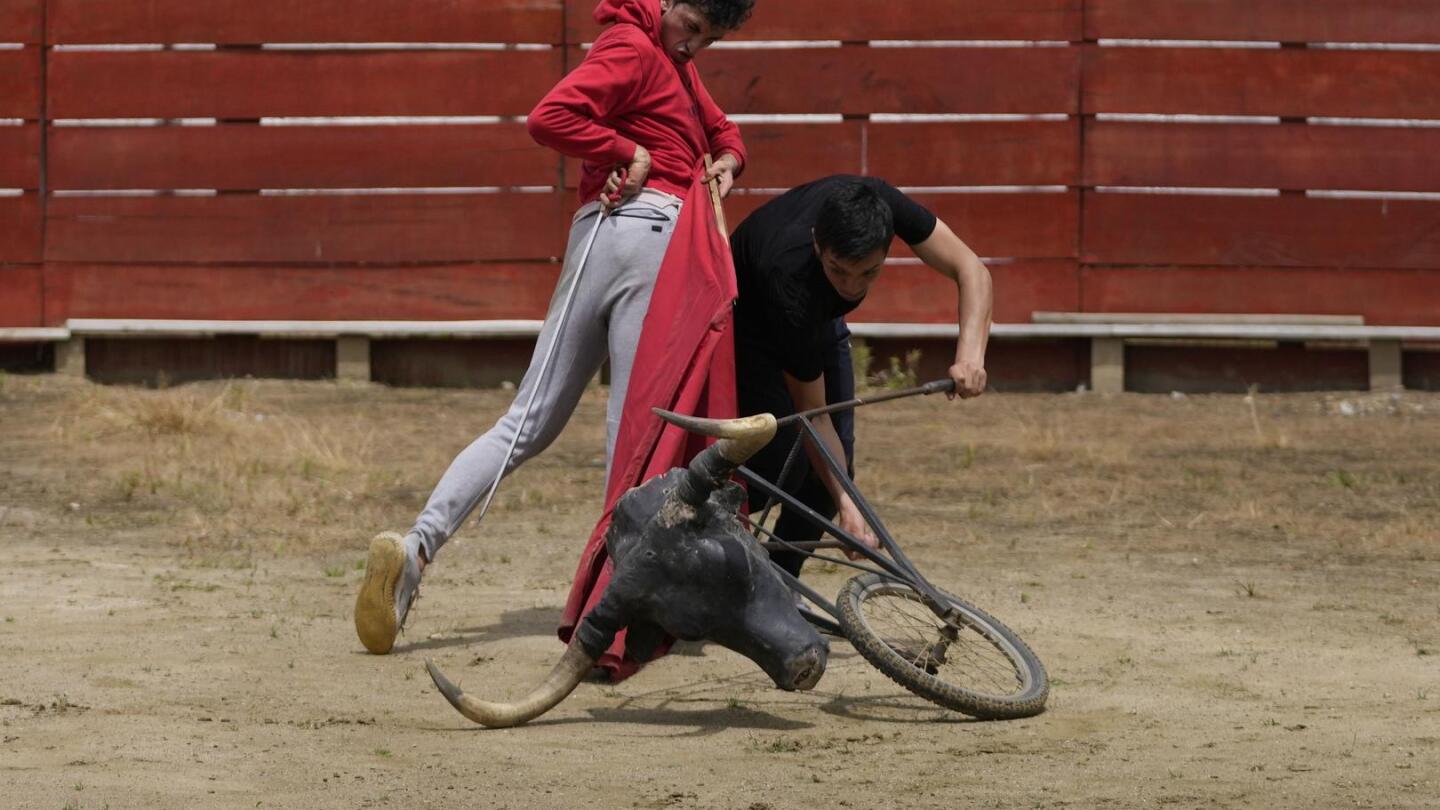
left=355, top=532, right=405, bottom=654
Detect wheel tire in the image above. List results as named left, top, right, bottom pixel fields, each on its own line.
left=836, top=572, right=1048, bottom=719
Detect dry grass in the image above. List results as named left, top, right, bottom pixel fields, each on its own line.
left=41, top=380, right=401, bottom=558
left=3, top=375, right=1436, bottom=568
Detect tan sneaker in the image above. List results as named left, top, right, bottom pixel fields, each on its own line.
left=354, top=532, right=422, bottom=654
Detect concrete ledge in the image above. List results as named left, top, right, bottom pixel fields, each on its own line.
left=66, top=319, right=545, bottom=339
left=849, top=322, right=1440, bottom=342
left=0, top=327, right=70, bottom=342
left=15, top=318, right=1439, bottom=392
left=1032, top=312, right=1365, bottom=326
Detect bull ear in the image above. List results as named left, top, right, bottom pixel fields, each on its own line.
left=714, top=481, right=746, bottom=514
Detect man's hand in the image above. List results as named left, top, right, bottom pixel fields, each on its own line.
left=837, top=498, right=879, bottom=560
left=602, top=144, right=651, bottom=210
left=703, top=152, right=738, bottom=198
left=948, top=359, right=987, bottom=400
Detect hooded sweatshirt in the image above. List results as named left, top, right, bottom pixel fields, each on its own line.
left=527, top=0, right=747, bottom=203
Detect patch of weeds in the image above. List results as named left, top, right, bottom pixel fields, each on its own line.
left=153, top=572, right=215, bottom=593
left=498, top=555, right=512, bottom=565
left=850, top=341, right=873, bottom=391
left=373, top=748, right=392, bottom=758
left=750, top=736, right=805, bottom=754
left=1325, top=469, right=1358, bottom=490
left=870, top=350, right=921, bottom=390
left=1019, top=592, right=1030, bottom=604
left=4, top=617, right=12, bottom=623
left=353, top=558, right=366, bottom=571
left=1378, top=614, right=1405, bottom=626
left=961, top=442, right=977, bottom=469
left=1260, top=718, right=1280, bottom=727
left=322, top=565, right=346, bottom=578
left=1234, top=580, right=1260, bottom=599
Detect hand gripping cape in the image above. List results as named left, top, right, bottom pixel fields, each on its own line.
left=558, top=174, right=738, bottom=680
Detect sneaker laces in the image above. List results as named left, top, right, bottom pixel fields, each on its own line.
left=396, top=542, right=425, bottom=634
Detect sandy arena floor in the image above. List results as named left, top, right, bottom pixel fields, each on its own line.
left=1, top=374, right=1436, bottom=809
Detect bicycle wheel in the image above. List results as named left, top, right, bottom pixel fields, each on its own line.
left=836, top=572, right=1048, bottom=719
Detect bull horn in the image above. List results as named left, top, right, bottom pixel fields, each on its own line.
left=425, top=642, right=594, bottom=728
left=652, top=410, right=777, bottom=464
left=654, top=410, right=777, bottom=509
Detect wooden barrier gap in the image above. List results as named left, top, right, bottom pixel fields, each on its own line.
left=10, top=319, right=1437, bottom=393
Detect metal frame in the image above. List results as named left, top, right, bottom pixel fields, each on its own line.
left=732, top=379, right=961, bottom=634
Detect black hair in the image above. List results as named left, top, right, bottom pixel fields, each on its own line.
left=677, top=0, right=755, bottom=31
left=814, top=180, right=895, bottom=260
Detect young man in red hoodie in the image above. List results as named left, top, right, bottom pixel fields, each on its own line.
left=355, top=0, right=755, bottom=655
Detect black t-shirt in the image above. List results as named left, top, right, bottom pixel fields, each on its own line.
left=730, top=175, right=938, bottom=382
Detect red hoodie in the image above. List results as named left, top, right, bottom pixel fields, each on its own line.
left=527, top=0, right=747, bottom=203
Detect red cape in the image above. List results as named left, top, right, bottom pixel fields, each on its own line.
left=557, top=176, right=737, bottom=679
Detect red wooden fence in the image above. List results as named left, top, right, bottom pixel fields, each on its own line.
left=2, top=0, right=1439, bottom=342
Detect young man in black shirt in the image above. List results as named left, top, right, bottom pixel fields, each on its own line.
left=729, top=175, right=993, bottom=575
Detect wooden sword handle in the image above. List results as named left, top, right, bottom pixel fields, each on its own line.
left=703, top=153, right=729, bottom=234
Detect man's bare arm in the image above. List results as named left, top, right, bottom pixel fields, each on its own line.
left=782, top=372, right=879, bottom=555
left=911, top=219, right=993, bottom=399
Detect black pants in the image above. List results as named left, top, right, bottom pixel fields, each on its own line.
left=738, top=321, right=855, bottom=578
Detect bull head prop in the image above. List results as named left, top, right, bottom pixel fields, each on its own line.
left=425, top=409, right=829, bottom=728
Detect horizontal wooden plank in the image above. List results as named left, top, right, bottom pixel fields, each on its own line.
left=45, top=193, right=568, bottom=263
left=49, top=124, right=558, bottom=189
left=854, top=259, right=1078, bottom=324
left=568, top=0, right=1082, bottom=42
left=0, top=124, right=39, bottom=187
left=43, top=263, right=562, bottom=323
left=1084, top=121, right=1440, bottom=192
left=48, top=0, right=562, bottom=44
left=720, top=122, right=862, bottom=189
left=0, top=193, right=40, bottom=261
left=0, top=264, right=41, bottom=326
left=86, top=337, right=337, bottom=385
left=1406, top=353, right=1440, bottom=392
left=702, top=46, right=1080, bottom=115
left=1082, top=192, right=1440, bottom=269
left=1080, top=266, right=1440, bottom=326
left=868, top=120, right=1079, bottom=186
left=726, top=190, right=1078, bottom=259
left=1085, top=0, right=1440, bottom=44
left=48, top=50, right=562, bottom=118
left=1083, top=47, right=1440, bottom=118
left=0, top=0, right=41, bottom=43
left=579, top=120, right=1078, bottom=190
left=0, top=47, right=40, bottom=118
left=566, top=121, right=865, bottom=190
left=906, top=192, right=1077, bottom=260
left=1126, top=343, right=1369, bottom=395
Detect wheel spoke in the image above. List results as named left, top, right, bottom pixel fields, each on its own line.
left=858, top=585, right=1027, bottom=697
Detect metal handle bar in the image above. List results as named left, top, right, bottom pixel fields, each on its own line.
left=774, top=378, right=956, bottom=427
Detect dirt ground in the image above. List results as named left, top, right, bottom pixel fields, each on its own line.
left=1, top=373, right=1437, bottom=809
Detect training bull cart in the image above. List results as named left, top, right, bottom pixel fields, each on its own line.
left=739, top=379, right=1049, bottom=720
left=426, top=380, right=1049, bottom=727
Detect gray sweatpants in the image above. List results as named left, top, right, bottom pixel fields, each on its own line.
left=408, top=190, right=683, bottom=562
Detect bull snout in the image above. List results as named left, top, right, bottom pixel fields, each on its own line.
left=777, top=643, right=828, bottom=691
